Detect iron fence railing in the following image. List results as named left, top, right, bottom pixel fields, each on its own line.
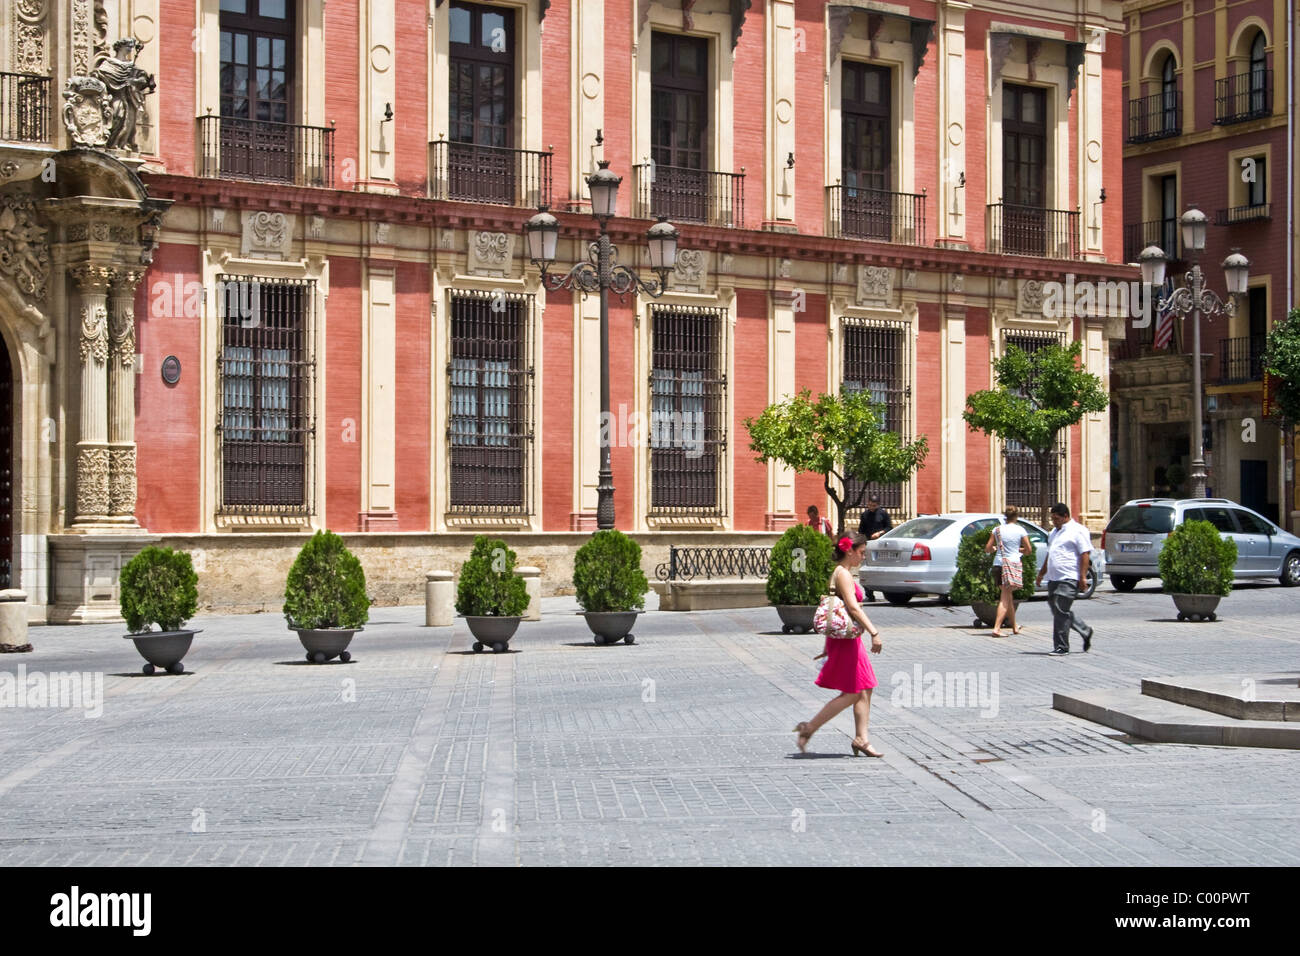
left=1214, top=69, right=1271, bottom=124
left=198, top=114, right=334, bottom=187
left=0, top=71, right=50, bottom=143
left=654, top=546, right=771, bottom=582
left=826, top=185, right=926, bottom=244
left=1123, top=219, right=1183, bottom=263
left=1126, top=90, right=1182, bottom=143
left=1215, top=203, right=1271, bottom=226
left=986, top=203, right=1080, bottom=259
left=429, top=140, right=552, bottom=207
left=632, top=163, right=744, bottom=227
left=1217, top=335, right=1266, bottom=385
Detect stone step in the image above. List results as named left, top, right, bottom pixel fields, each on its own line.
left=1053, top=687, right=1300, bottom=749
left=1140, top=674, right=1300, bottom=722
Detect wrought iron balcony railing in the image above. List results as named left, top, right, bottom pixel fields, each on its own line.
left=0, top=71, right=50, bottom=143
left=654, top=546, right=770, bottom=582
left=429, top=140, right=552, bottom=207
left=1215, top=70, right=1272, bottom=125
left=1218, top=335, right=1266, bottom=385
left=198, top=114, right=334, bottom=188
left=632, top=163, right=744, bottom=227
left=1123, top=219, right=1184, bottom=264
left=1216, top=203, right=1271, bottom=226
left=986, top=203, right=1081, bottom=259
left=1126, top=89, right=1182, bottom=143
left=826, top=185, right=926, bottom=245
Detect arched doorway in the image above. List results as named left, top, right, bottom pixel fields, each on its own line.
left=0, top=335, right=11, bottom=589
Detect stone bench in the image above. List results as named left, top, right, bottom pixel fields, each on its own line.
left=651, top=579, right=769, bottom=612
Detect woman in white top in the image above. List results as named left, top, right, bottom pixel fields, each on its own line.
left=984, top=505, right=1032, bottom=637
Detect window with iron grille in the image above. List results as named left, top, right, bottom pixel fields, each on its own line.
left=448, top=291, right=534, bottom=515
left=1001, top=330, right=1066, bottom=510
left=842, top=318, right=911, bottom=522
left=217, top=276, right=315, bottom=515
left=648, top=305, right=727, bottom=517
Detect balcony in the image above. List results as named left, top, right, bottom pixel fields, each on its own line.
left=1126, top=90, right=1182, bottom=144
left=1214, top=70, right=1271, bottom=125
left=826, top=186, right=926, bottom=245
left=0, top=71, right=50, bottom=143
left=1123, top=219, right=1183, bottom=264
left=632, top=163, right=744, bottom=227
left=986, top=203, right=1080, bottom=259
left=1217, top=335, right=1266, bottom=385
left=1216, top=203, right=1270, bottom=226
left=429, top=140, right=552, bottom=207
left=197, top=114, right=334, bottom=188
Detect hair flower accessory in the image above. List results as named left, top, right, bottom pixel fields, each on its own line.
left=837, top=536, right=853, bottom=552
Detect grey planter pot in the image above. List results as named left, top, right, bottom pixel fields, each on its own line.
left=1170, top=593, right=1222, bottom=622
left=295, top=627, right=362, bottom=663
left=774, top=604, right=818, bottom=635
left=123, top=629, right=201, bottom=675
left=970, top=600, right=1021, bottom=628
left=465, top=615, right=521, bottom=653
left=583, top=610, right=640, bottom=645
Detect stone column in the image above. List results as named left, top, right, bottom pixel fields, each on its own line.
left=69, top=264, right=113, bottom=525
left=107, top=269, right=141, bottom=523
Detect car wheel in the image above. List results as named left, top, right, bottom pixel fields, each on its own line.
left=883, top=592, right=912, bottom=606
left=1112, top=575, right=1138, bottom=593
left=1281, top=552, right=1300, bottom=587
left=938, top=593, right=955, bottom=606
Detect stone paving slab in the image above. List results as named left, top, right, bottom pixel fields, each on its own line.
left=1053, top=687, right=1300, bottom=749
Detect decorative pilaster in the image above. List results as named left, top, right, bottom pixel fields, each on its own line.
left=107, top=269, right=141, bottom=521
left=69, top=264, right=113, bottom=524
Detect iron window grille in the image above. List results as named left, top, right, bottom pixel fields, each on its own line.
left=448, top=290, right=535, bottom=516
left=841, top=318, right=912, bottom=524
left=1001, top=330, right=1066, bottom=510
left=648, top=305, right=728, bottom=518
left=216, top=276, right=316, bottom=516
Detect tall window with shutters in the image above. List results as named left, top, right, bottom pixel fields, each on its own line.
left=841, top=318, right=912, bottom=522
left=1001, top=330, right=1066, bottom=510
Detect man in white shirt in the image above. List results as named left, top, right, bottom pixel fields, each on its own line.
left=1034, top=502, right=1095, bottom=654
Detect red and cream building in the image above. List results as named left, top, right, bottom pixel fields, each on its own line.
left=0, top=0, right=1131, bottom=622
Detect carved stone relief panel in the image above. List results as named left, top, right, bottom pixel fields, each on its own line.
left=0, top=193, right=51, bottom=302
left=856, top=265, right=893, bottom=305
left=241, top=211, right=293, bottom=259
left=468, top=231, right=515, bottom=277
left=672, top=248, right=707, bottom=292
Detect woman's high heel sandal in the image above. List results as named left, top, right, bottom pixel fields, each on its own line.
left=851, top=740, right=884, bottom=758
left=793, top=722, right=813, bottom=753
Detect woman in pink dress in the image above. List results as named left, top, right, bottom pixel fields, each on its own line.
left=794, top=534, right=885, bottom=757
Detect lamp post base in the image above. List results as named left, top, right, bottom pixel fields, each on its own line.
left=596, top=469, right=615, bottom=530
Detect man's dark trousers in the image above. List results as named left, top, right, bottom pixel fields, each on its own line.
left=1046, top=580, right=1089, bottom=652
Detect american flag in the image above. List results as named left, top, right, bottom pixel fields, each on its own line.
left=1153, top=277, right=1175, bottom=349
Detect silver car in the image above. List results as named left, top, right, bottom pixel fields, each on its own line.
left=1103, top=498, right=1300, bottom=590
left=860, top=512, right=1105, bottom=604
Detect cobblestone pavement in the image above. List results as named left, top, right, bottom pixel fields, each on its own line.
left=1, top=580, right=1297, bottom=866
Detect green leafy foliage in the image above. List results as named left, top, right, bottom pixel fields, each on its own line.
left=1158, top=519, right=1236, bottom=597
left=963, top=341, right=1108, bottom=523
left=766, top=524, right=837, bottom=606
left=1264, top=308, right=1300, bottom=426
left=455, top=535, right=530, bottom=617
left=573, top=530, right=649, bottom=612
left=744, top=388, right=929, bottom=536
left=282, top=530, right=371, bottom=630
left=948, top=526, right=1036, bottom=606
left=120, top=546, right=199, bottom=633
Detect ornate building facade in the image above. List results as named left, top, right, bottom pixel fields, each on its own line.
left=1, top=0, right=1130, bottom=622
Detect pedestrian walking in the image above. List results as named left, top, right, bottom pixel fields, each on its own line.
left=857, top=494, right=892, bottom=601
left=984, top=505, right=1031, bottom=637
left=806, top=505, right=833, bottom=536
left=793, top=534, right=884, bottom=757
left=1034, top=502, right=1095, bottom=654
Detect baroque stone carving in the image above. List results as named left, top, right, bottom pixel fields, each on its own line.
left=63, top=77, right=112, bottom=148
left=374, top=222, right=391, bottom=245
left=15, top=0, right=47, bottom=75
left=673, top=248, right=707, bottom=290
left=109, top=302, right=136, bottom=367
left=902, top=270, right=917, bottom=290
left=469, top=231, right=515, bottom=277
left=108, top=447, right=137, bottom=516
left=0, top=194, right=50, bottom=301
left=72, top=0, right=93, bottom=76
left=308, top=215, right=325, bottom=239
left=64, top=36, right=157, bottom=151
left=79, top=305, right=108, bottom=366
left=857, top=265, right=893, bottom=304
left=241, top=211, right=292, bottom=258
left=76, top=446, right=110, bottom=518
left=1019, top=280, right=1047, bottom=315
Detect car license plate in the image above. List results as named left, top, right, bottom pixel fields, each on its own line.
left=1119, top=542, right=1150, bottom=552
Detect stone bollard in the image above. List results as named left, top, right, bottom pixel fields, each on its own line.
left=0, top=590, right=32, bottom=653
left=518, top=566, right=541, bottom=621
left=425, top=571, right=454, bottom=627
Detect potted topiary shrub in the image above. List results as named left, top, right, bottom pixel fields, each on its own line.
left=766, top=524, right=836, bottom=634
left=456, top=535, right=530, bottom=653
left=573, top=529, right=649, bottom=645
left=949, top=526, right=1037, bottom=628
left=120, top=546, right=200, bottom=675
left=1158, top=518, right=1237, bottom=622
left=283, top=530, right=370, bottom=663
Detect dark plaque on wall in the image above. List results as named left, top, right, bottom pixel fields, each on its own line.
left=161, top=355, right=181, bottom=385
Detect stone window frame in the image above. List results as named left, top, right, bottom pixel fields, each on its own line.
left=200, top=250, right=329, bottom=531
left=1226, top=143, right=1270, bottom=211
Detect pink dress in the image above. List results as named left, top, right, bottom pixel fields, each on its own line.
left=815, top=582, right=878, bottom=693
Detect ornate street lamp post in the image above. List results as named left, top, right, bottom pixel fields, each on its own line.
left=1140, top=206, right=1251, bottom=499
left=524, top=161, right=680, bottom=529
